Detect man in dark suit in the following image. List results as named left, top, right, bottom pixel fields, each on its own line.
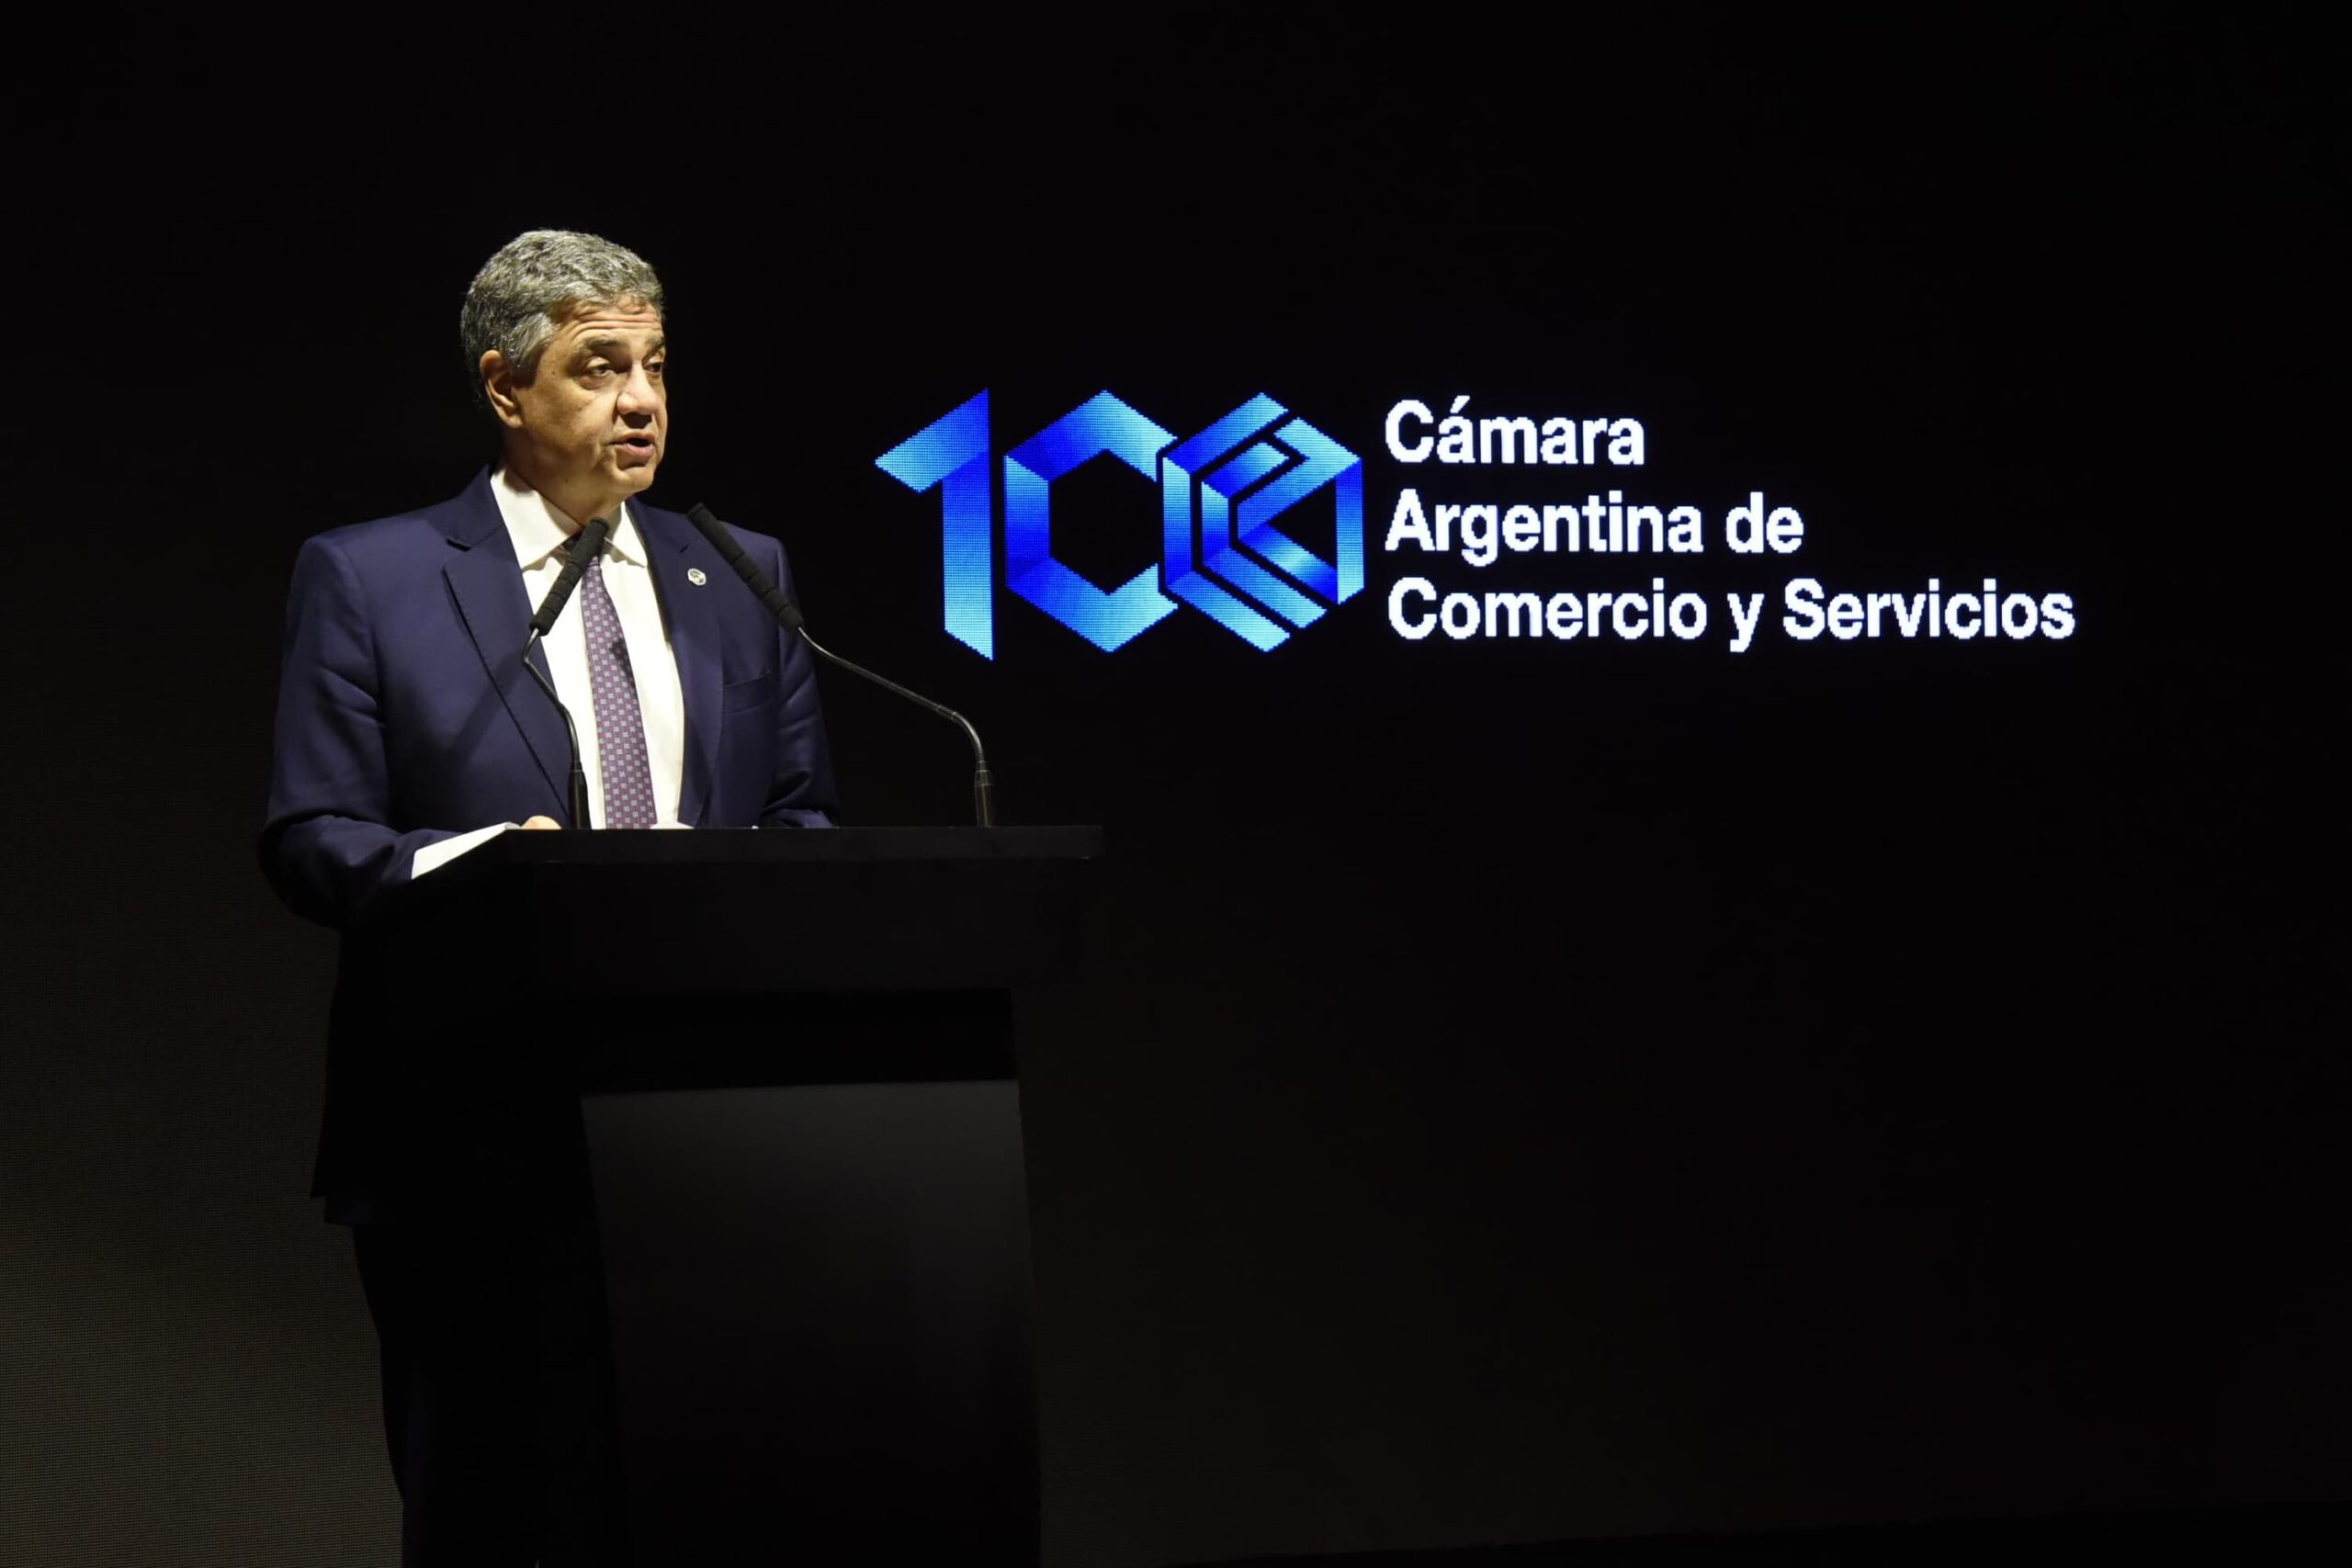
left=260, top=230, right=834, bottom=1564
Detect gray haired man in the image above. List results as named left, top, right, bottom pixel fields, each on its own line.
left=261, top=229, right=837, bottom=1564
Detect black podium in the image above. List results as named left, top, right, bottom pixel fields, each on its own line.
left=352, top=827, right=1101, bottom=1566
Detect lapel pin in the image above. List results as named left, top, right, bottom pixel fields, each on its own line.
left=687, top=567, right=708, bottom=586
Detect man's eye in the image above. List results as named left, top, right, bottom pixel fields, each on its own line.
left=584, top=364, right=613, bottom=379
left=646, top=361, right=665, bottom=377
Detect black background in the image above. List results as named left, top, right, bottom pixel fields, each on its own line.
left=6, top=8, right=2342, bottom=1565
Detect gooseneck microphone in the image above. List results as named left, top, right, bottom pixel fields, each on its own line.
left=519, top=515, right=613, bottom=829
left=686, top=503, right=996, bottom=828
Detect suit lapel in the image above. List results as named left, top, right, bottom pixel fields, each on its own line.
left=639, top=505, right=723, bottom=827
left=440, top=473, right=571, bottom=819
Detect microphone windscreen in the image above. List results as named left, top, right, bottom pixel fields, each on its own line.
left=687, top=502, right=805, bottom=629
left=686, top=503, right=752, bottom=568
left=527, top=515, right=616, bottom=637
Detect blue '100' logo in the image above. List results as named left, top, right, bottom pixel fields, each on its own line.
left=876, top=391, right=1363, bottom=657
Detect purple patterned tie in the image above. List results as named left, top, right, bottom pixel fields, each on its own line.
left=580, top=551, right=657, bottom=829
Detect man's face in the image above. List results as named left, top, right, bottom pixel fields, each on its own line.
left=486, top=298, right=668, bottom=517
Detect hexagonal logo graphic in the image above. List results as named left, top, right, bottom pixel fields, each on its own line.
left=878, top=390, right=1363, bottom=657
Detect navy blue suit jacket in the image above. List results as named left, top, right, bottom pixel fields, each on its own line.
left=262, top=471, right=836, bottom=1215
left=261, top=469, right=836, bottom=931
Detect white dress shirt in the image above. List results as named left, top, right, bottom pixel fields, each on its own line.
left=413, top=468, right=687, bottom=877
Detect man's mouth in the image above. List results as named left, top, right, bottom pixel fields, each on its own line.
left=616, top=434, right=658, bottom=462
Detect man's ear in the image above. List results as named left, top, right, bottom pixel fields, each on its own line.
left=480, top=351, right=526, bottom=430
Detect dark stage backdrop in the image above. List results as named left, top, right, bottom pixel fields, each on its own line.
left=7, top=12, right=2342, bottom=1566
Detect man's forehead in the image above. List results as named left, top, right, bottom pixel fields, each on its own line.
left=549, top=298, right=664, bottom=343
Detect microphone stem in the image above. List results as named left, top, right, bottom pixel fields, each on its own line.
left=794, top=626, right=994, bottom=827
left=521, top=630, right=592, bottom=828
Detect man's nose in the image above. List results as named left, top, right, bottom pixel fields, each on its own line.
left=616, top=364, right=661, bottom=421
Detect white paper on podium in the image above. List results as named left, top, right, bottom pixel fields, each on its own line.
left=411, top=818, right=696, bottom=880
left=412, top=822, right=514, bottom=880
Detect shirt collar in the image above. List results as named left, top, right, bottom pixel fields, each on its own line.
left=492, top=465, right=648, bottom=570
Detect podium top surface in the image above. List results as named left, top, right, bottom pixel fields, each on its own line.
left=352, top=825, right=1104, bottom=994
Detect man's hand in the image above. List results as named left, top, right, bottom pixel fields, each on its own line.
left=519, top=816, right=561, bottom=830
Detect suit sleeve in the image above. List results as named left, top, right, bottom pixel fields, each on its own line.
left=758, top=533, right=838, bottom=829
left=258, top=535, right=459, bottom=928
